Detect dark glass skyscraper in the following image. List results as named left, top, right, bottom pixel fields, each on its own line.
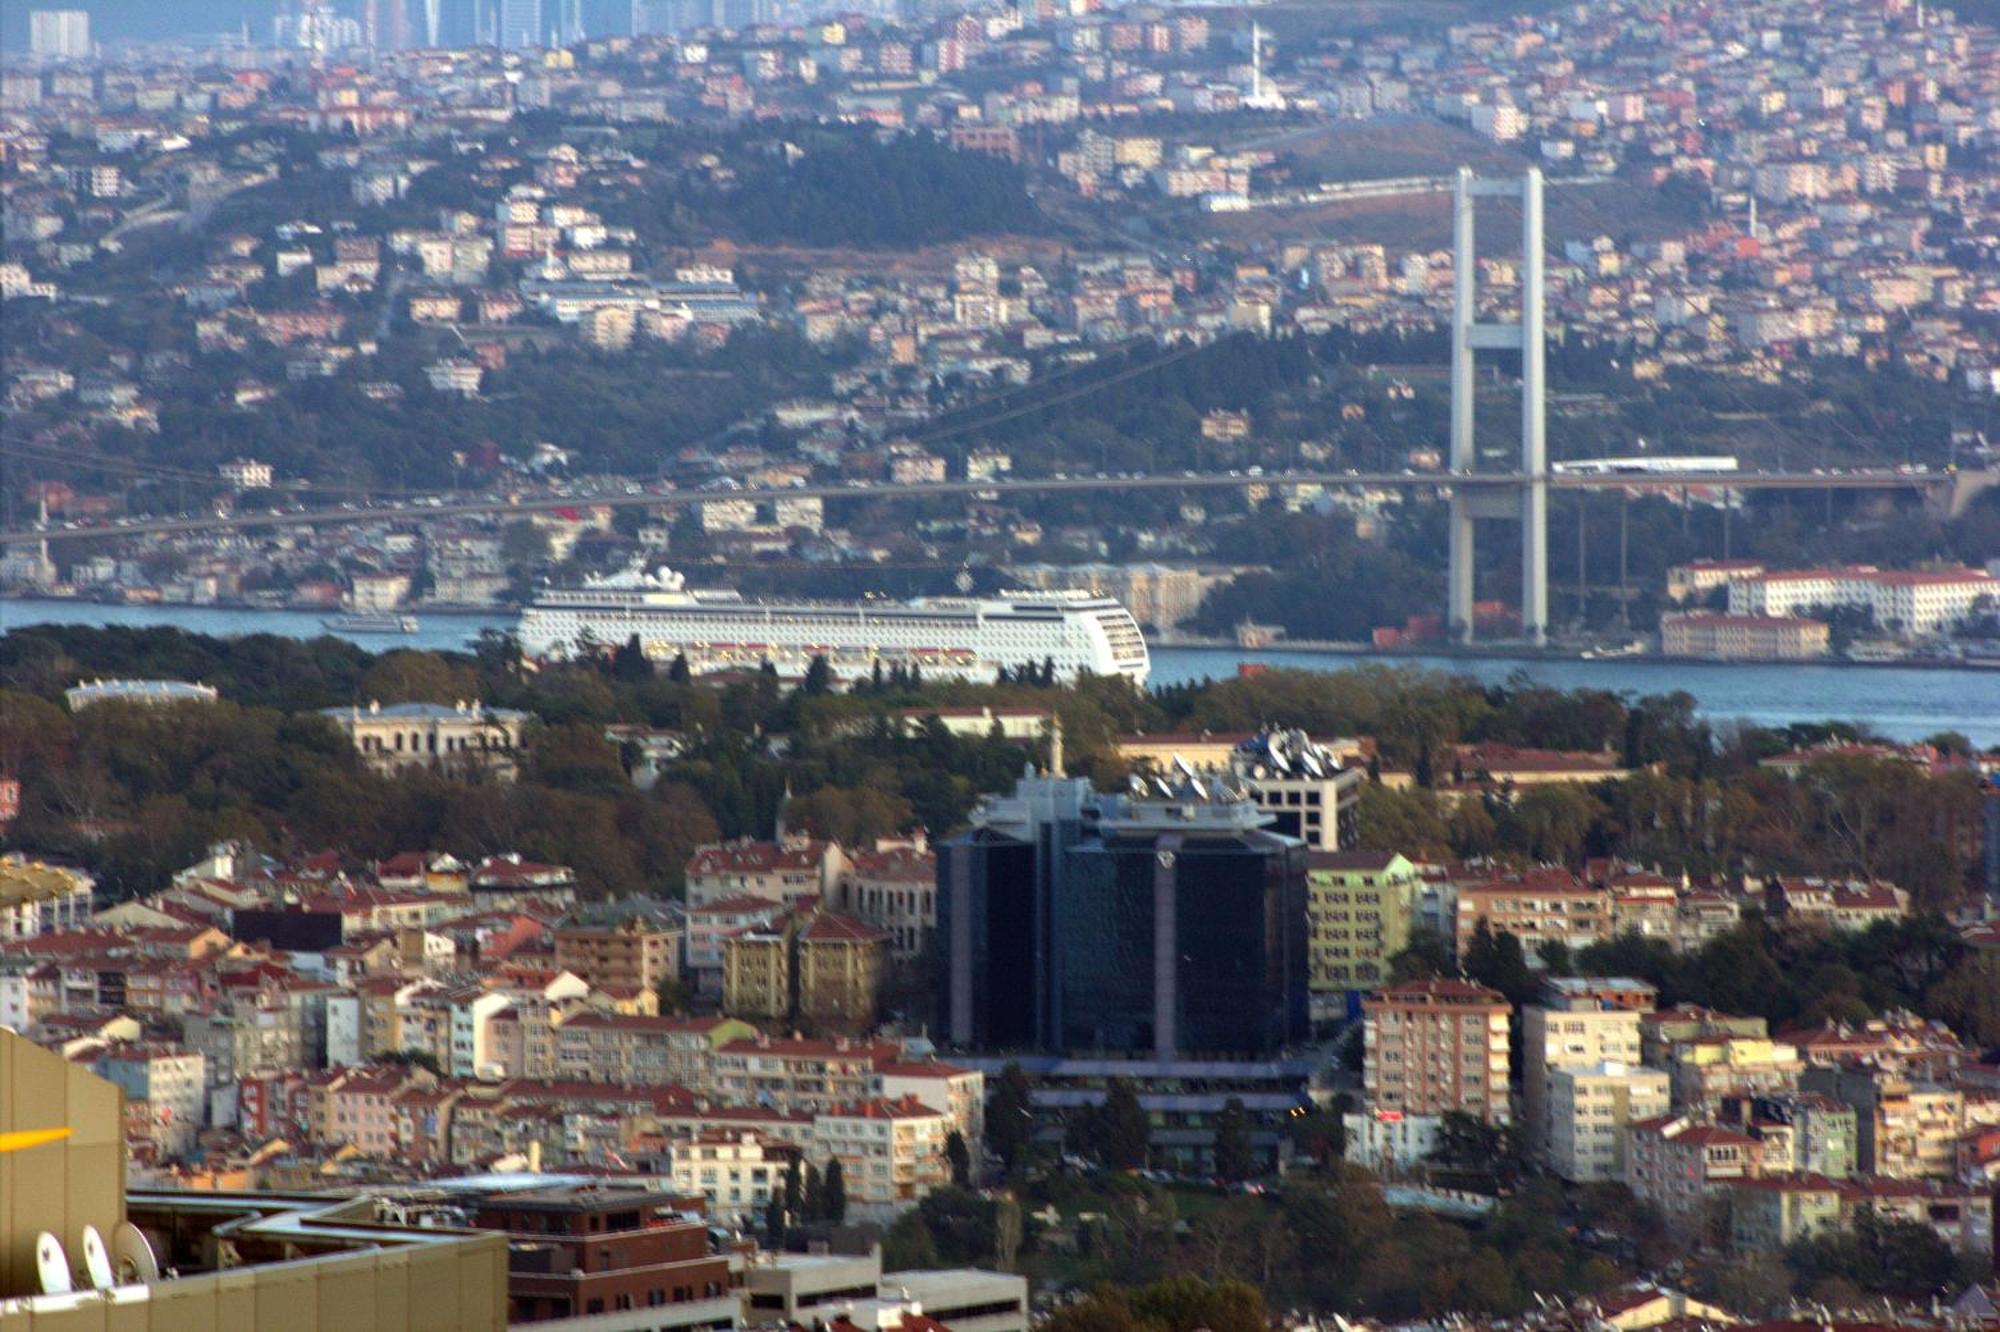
left=938, top=775, right=1309, bottom=1059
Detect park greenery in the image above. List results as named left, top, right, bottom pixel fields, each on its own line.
left=6, top=625, right=1997, bottom=1310
left=0, top=624, right=1985, bottom=911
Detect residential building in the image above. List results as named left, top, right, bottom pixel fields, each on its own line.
left=1362, top=979, right=1512, bottom=1125
left=554, top=1014, right=755, bottom=1089
left=91, top=1042, right=207, bottom=1158
left=811, top=1095, right=950, bottom=1216
left=28, top=9, right=90, bottom=58
left=1728, top=1173, right=1845, bottom=1253
left=1626, top=1114, right=1762, bottom=1238
left=1304, top=851, right=1417, bottom=1000
left=1455, top=873, right=1610, bottom=956
left=1665, top=1035, right=1805, bottom=1113
left=1523, top=990, right=1646, bottom=1159
left=1802, top=1067, right=1966, bottom=1179
left=555, top=909, right=682, bottom=996
left=1546, top=1061, right=1671, bottom=1183
left=661, top=1131, right=798, bottom=1227
left=686, top=840, right=847, bottom=910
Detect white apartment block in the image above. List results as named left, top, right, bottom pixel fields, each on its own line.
left=1547, top=1061, right=1671, bottom=1183
left=810, top=1096, right=950, bottom=1216
left=1523, top=1004, right=1644, bottom=1158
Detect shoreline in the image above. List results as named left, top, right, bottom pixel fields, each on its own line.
left=1147, top=635, right=1998, bottom=673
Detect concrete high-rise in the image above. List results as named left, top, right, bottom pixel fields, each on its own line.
left=28, top=9, right=91, bottom=58
left=1448, top=166, right=1549, bottom=645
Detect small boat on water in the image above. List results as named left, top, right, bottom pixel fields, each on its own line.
left=322, top=613, right=420, bottom=634
left=1580, top=639, right=1646, bottom=660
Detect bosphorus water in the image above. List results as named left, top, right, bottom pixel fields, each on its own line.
left=4, top=598, right=1997, bottom=746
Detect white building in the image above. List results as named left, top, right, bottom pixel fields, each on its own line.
left=219, top=457, right=275, bottom=490
left=1, top=859, right=94, bottom=941
left=810, top=1096, right=950, bottom=1217
left=663, top=1131, right=792, bottom=1226
left=1547, top=1061, right=1672, bottom=1183
left=29, top=9, right=90, bottom=58
left=1728, top=566, right=1997, bottom=637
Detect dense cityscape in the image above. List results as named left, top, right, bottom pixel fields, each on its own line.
left=3, top=0, right=2000, bottom=1330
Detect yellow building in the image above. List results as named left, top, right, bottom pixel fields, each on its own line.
left=1, top=1028, right=506, bottom=1331
left=1305, top=851, right=1417, bottom=996
left=721, top=909, right=888, bottom=1033
left=796, top=913, right=888, bottom=1030
left=723, top=915, right=798, bottom=1021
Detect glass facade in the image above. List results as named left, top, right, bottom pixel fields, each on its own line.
left=938, top=775, right=1309, bottom=1059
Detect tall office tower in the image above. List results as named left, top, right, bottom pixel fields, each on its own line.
left=937, top=774, right=1097, bottom=1051
left=497, top=0, right=542, bottom=46
left=937, top=773, right=1309, bottom=1059
left=28, top=10, right=92, bottom=58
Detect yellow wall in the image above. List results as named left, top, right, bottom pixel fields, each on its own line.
left=1, top=1029, right=126, bottom=1302
left=9, top=1237, right=507, bottom=1332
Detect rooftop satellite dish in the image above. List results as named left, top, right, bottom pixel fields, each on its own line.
left=80, top=1225, right=114, bottom=1290
left=36, top=1232, right=73, bottom=1295
left=1300, top=751, right=1324, bottom=778
left=1171, top=752, right=1196, bottom=778
left=113, top=1223, right=161, bottom=1284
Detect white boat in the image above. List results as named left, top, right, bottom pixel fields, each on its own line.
left=517, top=565, right=1150, bottom=684
left=323, top=613, right=421, bottom=634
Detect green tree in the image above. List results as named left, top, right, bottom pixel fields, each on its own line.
left=1388, top=926, right=1453, bottom=982
left=1462, top=920, right=1536, bottom=1008
left=802, top=654, right=832, bottom=696
left=1097, top=1078, right=1151, bottom=1170
left=822, top=1157, right=847, bottom=1224
left=802, top=1163, right=822, bottom=1221
left=945, top=1129, right=972, bottom=1187
left=1212, top=1097, right=1255, bottom=1183
left=611, top=634, right=653, bottom=683
left=986, top=1062, right=1034, bottom=1171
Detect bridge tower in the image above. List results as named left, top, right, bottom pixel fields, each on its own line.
left=1448, top=166, right=1548, bottom=646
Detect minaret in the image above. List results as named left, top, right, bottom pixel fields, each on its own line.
left=1250, top=22, right=1263, bottom=104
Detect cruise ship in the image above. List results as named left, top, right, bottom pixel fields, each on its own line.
left=517, top=566, right=1150, bottom=684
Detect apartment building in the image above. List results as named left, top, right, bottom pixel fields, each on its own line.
left=1454, top=873, right=1610, bottom=956
left=1665, top=1035, right=1805, bottom=1112
left=661, top=1131, right=799, bottom=1226
left=554, top=910, right=682, bottom=996
left=811, top=1095, right=950, bottom=1216
left=712, top=1037, right=898, bottom=1115
left=1304, top=851, right=1418, bottom=997
left=1546, top=1061, right=1671, bottom=1183
left=0, top=858, right=92, bottom=941
left=91, top=1042, right=207, bottom=1157
left=685, top=838, right=847, bottom=909
left=1523, top=990, right=1647, bottom=1159
left=1362, top=979, right=1512, bottom=1125
left=1626, top=1114, right=1762, bottom=1237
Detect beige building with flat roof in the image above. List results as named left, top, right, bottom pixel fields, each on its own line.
left=1, top=1027, right=507, bottom=1331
